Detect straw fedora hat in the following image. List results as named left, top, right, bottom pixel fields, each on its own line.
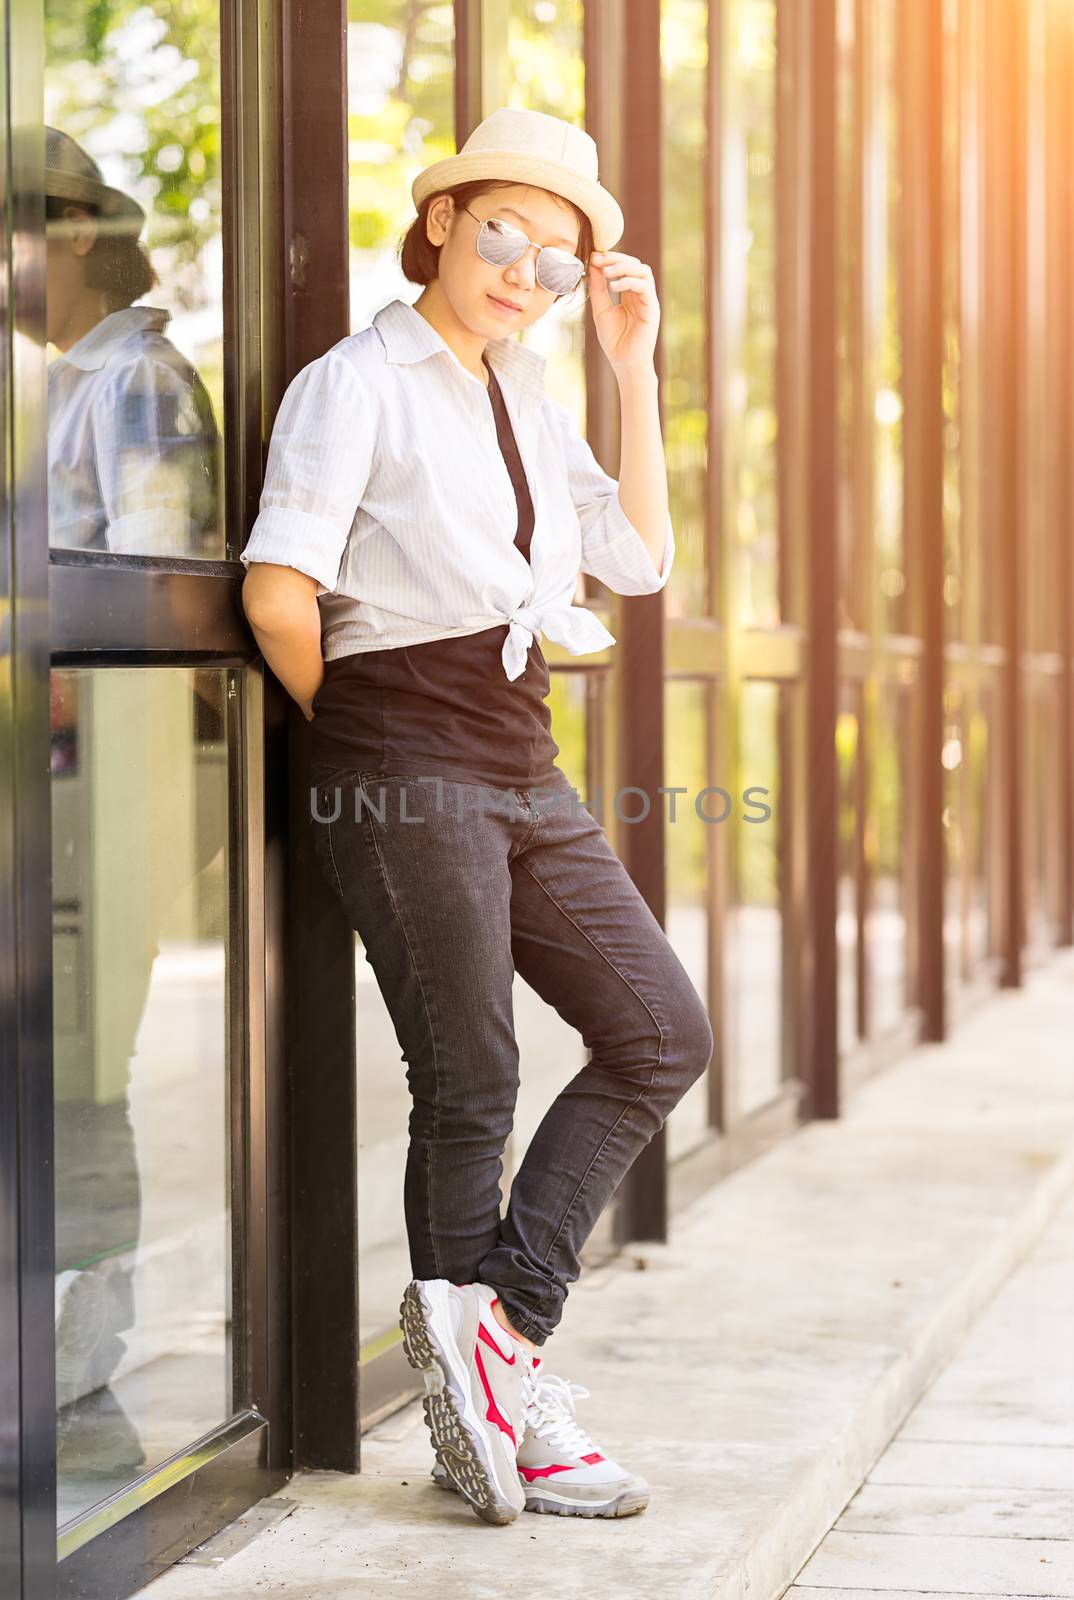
left=411, top=107, right=624, bottom=253
left=46, top=126, right=146, bottom=236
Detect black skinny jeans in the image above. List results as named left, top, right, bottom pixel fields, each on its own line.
left=308, top=763, right=714, bottom=1345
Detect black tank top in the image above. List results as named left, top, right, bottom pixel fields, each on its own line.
left=309, top=355, right=562, bottom=791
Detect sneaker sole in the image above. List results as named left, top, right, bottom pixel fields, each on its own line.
left=431, top=1465, right=649, bottom=1519
left=400, top=1281, right=522, bottom=1527
left=525, top=1485, right=650, bottom=1518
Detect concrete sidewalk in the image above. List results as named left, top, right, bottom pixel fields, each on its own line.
left=141, top=949, right=1074, bottom=1600
left=784, top=1179, right=1074, bottom=1596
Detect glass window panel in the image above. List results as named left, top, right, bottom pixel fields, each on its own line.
left=505, top=0, right=584, bottom=119
left=836, top=0, right=858, bottom=630
left=867, top=679, right=909, bottom=1032
left=354, top=923, right=417, bottom=1349
left=505, top=683, right=620, bottom=1260
left=871, top=0, right=906, bottom=637
left=347, top=3, right=587, bottom=582
left=1024, top=677, right=1063, bottom=953
left=966, top=684, right=991, bottom=967
left=942, top=681, right=968, bottom=985
left=945, top=679, right=991, bottom=981
left=729, top=681, right=782, bottom=1113
left=725, top=0, right=779, bottom=629
left=466, top=5, right=592, bottom=600
left=1022, top=682, right=1044, bottom=951
left=942, top=0, right=964, bottom=643
left=662, top=0, right=709, bottom=618
left=665, top=681, right=714, bottom=1161
left=343, top=0, right=455, bottom=1354
left=498, top=3, right=588, bottom=441
left=510, top=676, right=589, bottom=1174
left=836, top=688, right=862, bottom=1055
left=52, top=667, right=234, bottom=1525
left=959, top=0, right=987, bottom=647
left=45, top=5, right=225, bottom=559
left=347, top=1, right=455, bottom=329
left=545, top=669, right=587, bottom=796
left=347, top=683, right=602, bottom=1349
left=1023, top=0, right=1049, bottom=658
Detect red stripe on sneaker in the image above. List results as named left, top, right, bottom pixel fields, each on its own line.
left=581, top=1452, right=604, bottom=1464
left=473, top=1344, right=517, bottom=1446
left=518, top=1462, right=573, bottom=1482
left=476, top=1322, right=516, bottom=1364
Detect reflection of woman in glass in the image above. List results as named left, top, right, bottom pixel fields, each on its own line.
left=47, top=127, right=226, bottom=1493
left=241, top=108, right=714, bottom=1524
left=45, top=125, right=220, bottom=557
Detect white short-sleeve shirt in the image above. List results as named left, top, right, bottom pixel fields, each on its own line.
left=239, top=295, right=675, bottom=681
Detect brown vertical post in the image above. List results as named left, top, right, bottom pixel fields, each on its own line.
left=806, top=0, right=840, bottom=1117
left=455, top=0, right=483, bottom=139
left=1054, top=4, right=1074, bottom=947
left=276, top=0, right=361, bottom=1471
left=613, top=0, right=669, bottom=1241
left=279, top=0, right=350, bottom=373
left=990, top=0, right=1026, bottom=985
left=901, top=0, right=945, bottom=1038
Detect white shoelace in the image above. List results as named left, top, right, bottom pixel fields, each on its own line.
left=520, top=1366, right=599, bottom=1458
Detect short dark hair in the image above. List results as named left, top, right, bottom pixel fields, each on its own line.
left=399, top=178, right=593, bottom=305
left=45, top=193, right=157, bottom=312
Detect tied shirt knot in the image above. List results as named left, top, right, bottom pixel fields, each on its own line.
left=502, top=601, right=616, bottom=682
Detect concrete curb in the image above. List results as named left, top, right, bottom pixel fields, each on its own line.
left=733, top=1140, right=1074, bottom=1600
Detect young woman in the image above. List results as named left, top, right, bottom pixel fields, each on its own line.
left=240, top=107, right=714, bottom=1527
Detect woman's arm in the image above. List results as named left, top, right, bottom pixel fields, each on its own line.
left=238, top=349, right=377, bottom=719
left=546, top=395, right=675, bottom=595
left=242, top=564, right=325, bottom=721
left=586, top=247, right=671, bottom=573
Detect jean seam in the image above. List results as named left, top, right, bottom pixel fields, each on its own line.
left=323, top=813, right=347, bottom=904
left=360, top=796, right=444, bottom=1280
left=511, top=856, right=665, bottom=1303
left=508, top=798, right=541, bottom=859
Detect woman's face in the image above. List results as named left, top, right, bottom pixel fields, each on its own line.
left=428, top=183, right=583, bottom=336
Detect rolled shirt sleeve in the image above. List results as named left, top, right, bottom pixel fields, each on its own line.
left=545, top=396, right=675, bottom=595
left=240, top=348, right=375, bottom=596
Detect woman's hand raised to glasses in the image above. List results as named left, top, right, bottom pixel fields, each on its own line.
left=587, top=250, right=660, bottom=377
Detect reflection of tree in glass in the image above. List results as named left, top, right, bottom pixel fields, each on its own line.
left=45, top=0, right=221, bottom=279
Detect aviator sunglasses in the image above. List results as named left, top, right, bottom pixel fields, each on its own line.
left=460, top=205, right=587, bottom=296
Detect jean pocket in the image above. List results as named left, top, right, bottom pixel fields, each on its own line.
left=357, top=770, right=431, bottom=787
left=309, top=763, right=361, bottom=789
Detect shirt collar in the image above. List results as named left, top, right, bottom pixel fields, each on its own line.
left=372, top=296, right=548, bottom=401
left=55, top=305, right=171, bottom=372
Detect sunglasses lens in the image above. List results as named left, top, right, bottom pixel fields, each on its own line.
left=477, top=218, right=584, bottom=295
left=477, top=218, right=527, bottom=267
left=537, top=249, right=585, bottom=295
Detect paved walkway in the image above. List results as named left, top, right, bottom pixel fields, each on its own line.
left=140, top=949, right=1074, bottom=1600
left=783, top=1177, right=1074, bottom=1598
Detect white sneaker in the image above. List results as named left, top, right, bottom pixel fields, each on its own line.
left=400, top=1279, right=530, bottom=1525
left=432, top=1354, right=650, bottom=1518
